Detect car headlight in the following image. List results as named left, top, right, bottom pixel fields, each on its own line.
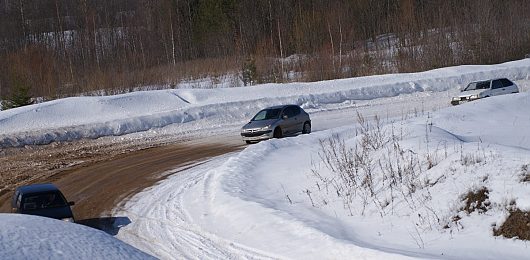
left=258, top=125, right=271, bottom=131
left=61, top=217, right=75, bottom=223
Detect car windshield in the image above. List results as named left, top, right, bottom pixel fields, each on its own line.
left=463, top=81, right=489, bottom=91
left=252, top=108, right=282, bottom=121
left=22, top=192, right=67, bottom=210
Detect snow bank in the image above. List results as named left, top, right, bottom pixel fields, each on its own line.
left=0, top=214, right=153, bottom=259
left=199, top=91, right=530, bottom=258
left=1, top=59, right=529, bottom=147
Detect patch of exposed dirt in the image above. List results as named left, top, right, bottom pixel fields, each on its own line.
left=462, top=187, right=490, bottom=214
left=0, top=137, right=163, bottom=198
left=521, top=164, right=530, bottom=182
left=0, top=133, right=244, bottom=231
left=494, top=209, right=530, bottom=240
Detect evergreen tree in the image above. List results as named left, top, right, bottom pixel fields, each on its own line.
left=241, top=57, right=257, bottom=86
left=1, top=79, right=33, bottom=110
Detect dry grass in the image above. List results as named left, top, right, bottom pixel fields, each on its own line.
left=494, top=209, right=530, bottom=240
left=461, top=187, right=490, bottom=214
left=446, top=187, right=490, bottom=228
left=521, top=164, right=530, bottom=182
left=82, top=56, right=241, bottom=94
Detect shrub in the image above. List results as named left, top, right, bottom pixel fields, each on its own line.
left=494, top=209, right=530, bottom=240
left=310, top=113, right=429, bottom=216
left=461, top=187, right=490, bottom=214
left=241, top=57, right=257, bottom=86
left=1, top=79, right=33, bottom=110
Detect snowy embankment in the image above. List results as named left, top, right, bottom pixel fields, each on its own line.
left=1, top=59, right=530, bottom=147
left=0, top=214, right=153, bottom=259
left=116, top=91, right=530, bottom=258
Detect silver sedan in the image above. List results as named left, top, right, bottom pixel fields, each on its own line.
left=240, top=105, right=311, bottom=144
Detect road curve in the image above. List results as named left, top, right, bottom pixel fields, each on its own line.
left=0, top=139, right=244, bottom=231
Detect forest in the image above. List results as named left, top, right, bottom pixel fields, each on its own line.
left=1, top=0, right=529, bottom=106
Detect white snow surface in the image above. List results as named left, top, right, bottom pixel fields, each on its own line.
left=0, top=214, right=153, bottom=259
left=1, top=59, right=530, bottom=147
left=112, top=61, right=530, bottom=259
left=115, top=95, right=530, bottom=259
left=3, top=59, right=530, bottom=259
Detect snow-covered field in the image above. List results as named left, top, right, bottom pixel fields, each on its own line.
left=2, top=59, right=530, bottom=259
left=0, top=214, right=153, bottom=259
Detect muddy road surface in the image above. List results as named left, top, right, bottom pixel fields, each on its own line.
left=0, top=135, right=244, bottom=230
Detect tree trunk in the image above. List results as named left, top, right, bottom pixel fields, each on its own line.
left=328, top=20, right=335, bottom=74
left=169, top=6, right=176, bottom=66
left=277, top=19, right=284, bottom=82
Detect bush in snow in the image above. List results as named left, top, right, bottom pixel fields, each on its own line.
left=308, top=111, right=506, bottom=241
left=1, top=78, right=33, bottom=110
left=494, top=209, right=530, bottom=240
left=460, top=187, right=490, bottom=214
left=310, top=112, right=431, bottom=217
left=241, top=57, right=257, bottom=86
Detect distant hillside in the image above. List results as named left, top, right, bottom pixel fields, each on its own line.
left=0, top=0, right=529, bottom=101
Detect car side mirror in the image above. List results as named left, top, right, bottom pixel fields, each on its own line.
left=282, top=115, right=288, bottom=119
left=68, top=201, right=75, bottom=206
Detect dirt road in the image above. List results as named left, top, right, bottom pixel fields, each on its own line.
left=0, top=136, right=243, bottom=230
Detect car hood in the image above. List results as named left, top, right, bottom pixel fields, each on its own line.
left=456, top=89, right=483, bottom=97
left=21, top=206, right=74, bottom=220
left=242, top=119, right=278, bottom=130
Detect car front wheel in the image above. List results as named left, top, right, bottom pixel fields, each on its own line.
left=302, top=122, right=311, bottom=134
left=273, top=127, right=283, bottom=138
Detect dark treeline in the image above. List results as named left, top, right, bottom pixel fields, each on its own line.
left=1, top=0, right=529, bottom=102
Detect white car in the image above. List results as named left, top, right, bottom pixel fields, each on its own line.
left=451, top=78, right=519, bottom=105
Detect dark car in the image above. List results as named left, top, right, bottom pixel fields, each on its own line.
left=11, top=183, right=75, bottom=223
left=241, top=105, right=311, bottom=144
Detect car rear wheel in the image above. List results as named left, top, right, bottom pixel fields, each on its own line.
left=302, top=122, right=311, bottom=134
left=273, top=127, right=283, bottom=138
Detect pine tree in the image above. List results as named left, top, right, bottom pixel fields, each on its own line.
left=1, top=79, right=33, bottom=110
left=241, top=57, right=257, bottom=86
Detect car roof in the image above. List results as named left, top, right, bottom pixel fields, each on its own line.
left=469, top=78, right=509, bottom=83
left=264, top=104, right=298, bottom=110
left=16, top=183, right=60, bottom=194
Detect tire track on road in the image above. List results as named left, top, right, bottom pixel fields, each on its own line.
left=0, top=140, right=244, bottom=233
left=113, top=154, right=282, bottom=259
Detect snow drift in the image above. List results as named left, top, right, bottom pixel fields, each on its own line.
left=1, top=59, right=529, bottom=148
left=202, top=92, right=530, bottom=258
left=116, top=91, right=530, bottom=259
left=0, top=214, right=153, bottom=259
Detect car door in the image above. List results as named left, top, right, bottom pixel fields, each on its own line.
left=500, top=78, right=518, bottom=93
left=476, top=81, right=492, bottom=97
left=489, top=79, right=505, bottom=96
left=11, top=190, right=19, bottom=209
left=280, top=106, right=297, bottom=135
left=290, top=106, right=304, bottom=133
left=11, top=191, right=20, bottom=212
